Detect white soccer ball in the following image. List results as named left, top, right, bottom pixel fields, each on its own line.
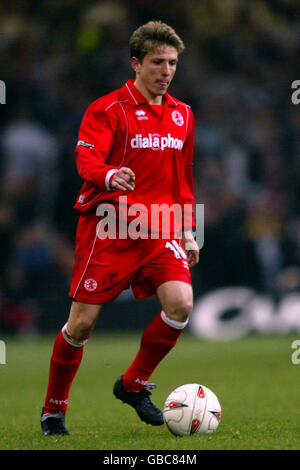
left=163, top=383, right=221, bottom=436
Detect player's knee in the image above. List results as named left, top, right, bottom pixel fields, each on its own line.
left=164, top=297, right=193, bottom=323
left=75, top=319, right=94, bottom=339
left=68, top=302, right=100, bottom=340
left=72, top=313, right=96, bottom=338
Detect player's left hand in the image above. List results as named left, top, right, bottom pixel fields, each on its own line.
left=110, top=167, right=136, bottom=192
left=186, top=249, right=199, bottom=268
left=182, top=231, right=199, bottom=268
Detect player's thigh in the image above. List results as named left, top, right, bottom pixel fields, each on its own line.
left=156, top=280, right=193, bottom=322
left=67, top=301, right=103, bottom=338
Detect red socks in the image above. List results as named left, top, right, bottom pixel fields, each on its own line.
left=122, top=311, right=188, bottom=391
left=43, top=330, right=84, bottom=414
left=43, top=311, right=187, bottom=414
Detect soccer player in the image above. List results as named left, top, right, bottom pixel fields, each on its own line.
left=41, top=20, right=199, bottom=435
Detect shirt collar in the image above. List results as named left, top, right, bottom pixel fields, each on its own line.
left=122, top=79, right=178, bottom=107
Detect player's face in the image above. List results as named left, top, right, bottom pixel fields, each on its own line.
left=132, top=46, right=178, bottom=103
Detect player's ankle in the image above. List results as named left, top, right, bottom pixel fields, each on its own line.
left=43, top=407, right=65, bottom=416
left=122, top=376, right=148, bottom=392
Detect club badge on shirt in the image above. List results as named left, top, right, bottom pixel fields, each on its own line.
left=171, top=110, right=184, bottom=126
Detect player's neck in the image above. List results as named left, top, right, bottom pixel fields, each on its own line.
left=133, top=79, right=164, bottom=105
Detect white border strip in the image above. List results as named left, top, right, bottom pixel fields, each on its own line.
left=161, top=310, right=189, bottom=330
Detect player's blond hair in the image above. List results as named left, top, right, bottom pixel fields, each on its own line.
left=129, top=21, right=185, bottom=62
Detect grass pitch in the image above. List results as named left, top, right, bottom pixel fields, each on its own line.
left=0, top=331, right=300, bottom=450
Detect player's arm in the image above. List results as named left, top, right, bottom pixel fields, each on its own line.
left=76, top=103, right=135, bottom=192
left=181, top=109, right=199, bottom=268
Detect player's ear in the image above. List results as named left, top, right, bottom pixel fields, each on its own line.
left=131, top=57, right=141, bottom=74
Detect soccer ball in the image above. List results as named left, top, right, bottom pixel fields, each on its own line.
left=163, top=383, right=221, bottom=436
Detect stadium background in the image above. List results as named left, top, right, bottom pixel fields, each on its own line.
left=1, top=0, right=300, bottom=339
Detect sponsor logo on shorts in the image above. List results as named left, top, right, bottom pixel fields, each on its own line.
left=84, top=278, right=98, bottom=291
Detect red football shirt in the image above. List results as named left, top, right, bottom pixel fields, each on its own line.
left=74, top=79, right=195, bottom=235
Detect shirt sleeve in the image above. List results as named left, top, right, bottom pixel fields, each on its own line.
left=75, top=102, right=118, bottom=191
left=181, top=107, right=196, bottom=231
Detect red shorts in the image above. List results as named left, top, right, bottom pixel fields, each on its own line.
left=69, top=212, right=191, bottom=304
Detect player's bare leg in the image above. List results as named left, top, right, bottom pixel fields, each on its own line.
left=156, top=280, right=193, bottom=324
left=114, top=281, right=193, bottom=426
left=41, top=301, right=102, bottom=435
left=67, top=301, right=103, bottom=340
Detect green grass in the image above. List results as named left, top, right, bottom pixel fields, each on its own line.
left=0, top=332, right=300, bottom=450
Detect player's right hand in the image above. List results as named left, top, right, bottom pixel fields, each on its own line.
left=110, top=167, right=135, bottom=192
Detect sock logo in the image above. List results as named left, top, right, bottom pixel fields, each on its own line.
left=49, top=398, right=68, bottom=405
left=134, top=378, right=149, bottom=386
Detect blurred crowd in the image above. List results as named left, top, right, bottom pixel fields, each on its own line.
left=1, top=0, right=300, bottom=334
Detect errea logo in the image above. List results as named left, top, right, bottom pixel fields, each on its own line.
left=135, top=109, right=148, bottom=120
